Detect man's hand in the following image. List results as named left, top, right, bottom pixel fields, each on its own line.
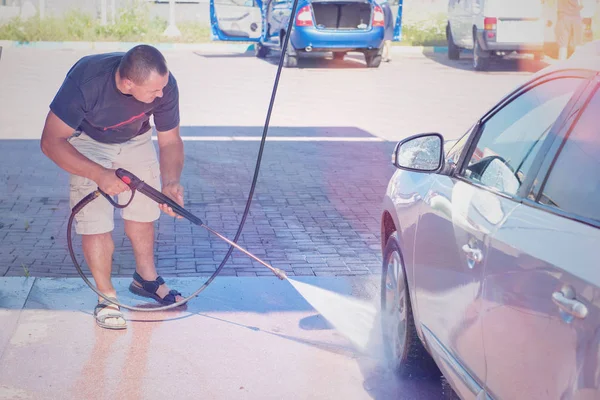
left=161, top=182, right=184, bottom=219
left=95, top=168, right=130, bottom=196
left=157, top=126, right=185, bottom=219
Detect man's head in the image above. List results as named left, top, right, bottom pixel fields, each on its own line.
left=117, top=45, right=169, bottom=103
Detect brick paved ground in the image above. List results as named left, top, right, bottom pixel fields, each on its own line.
left=0, top=47, right=547, bottom=278
left=0, top=128, right=395, bottom=278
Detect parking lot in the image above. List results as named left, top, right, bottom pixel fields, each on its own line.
left=0, top=44, right=571, bottom=399
left=0, top=47, right=547, bottom=278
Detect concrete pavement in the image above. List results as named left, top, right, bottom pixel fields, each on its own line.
left=0, top=276, right=452, bottom=400
left=0, top=44, right=551, bottom=399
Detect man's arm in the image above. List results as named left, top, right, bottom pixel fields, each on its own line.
left=40, top=110, right=130, bottom=196
left=157, top=125, right=185, bottom=218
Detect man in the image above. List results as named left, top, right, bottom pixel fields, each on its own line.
left=380, top=0, right=394, bottom=62
left=41, top=45, right=186, bottom=330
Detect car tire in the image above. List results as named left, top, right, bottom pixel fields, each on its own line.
left=284, top=51, right=298, bottom=67
left=446, top=23, right=460, bottom=60
left=365, top=52, right=382, bottom=68
left=473, top=33, right=490, bottom=71
left=381, top=233, right=438, bottom=378
left=282, top=34, right=298, bottom=68
left=255, top=43, right=269, bottom=59
left=333, top=52, right=346, bottom=61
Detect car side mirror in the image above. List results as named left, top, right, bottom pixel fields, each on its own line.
left=392, top=133, right=444, bottom=173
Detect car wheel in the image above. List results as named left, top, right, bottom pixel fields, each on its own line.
left=255, top=43, right=269, bottom=59
left=333, top=52, right=346, bottom=61
left=473, top=33, right=490, bottom=71
left=446, top=23, right=460, bottom=60
left=365, top=52, right=382, bottom=68
left=284, top=50, right=298, bottom=67
left=282, top=34, right=298, bottom=68
left=381, top=233, right=438, bottom=377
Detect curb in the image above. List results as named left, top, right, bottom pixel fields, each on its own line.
left=0, top=40, right=448, bottom=54
left=392, top=45, right=447, bottom=54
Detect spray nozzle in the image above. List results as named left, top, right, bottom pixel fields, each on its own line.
left=273, top=268, right=287, bottom=280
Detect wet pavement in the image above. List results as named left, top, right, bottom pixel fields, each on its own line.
left=0, top=276, right=454, bottom=400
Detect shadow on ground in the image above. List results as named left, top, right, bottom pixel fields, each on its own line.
left=194, top=48, right=374, bottom=69
left=0, top=126, right=396, bottom=278
left=0, top=275, right=458, bottom=399
left=424, top=51, right=554, bottom=74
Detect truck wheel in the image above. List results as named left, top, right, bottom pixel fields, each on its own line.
left=473, top=33, right=490, bottom=71
left=446, top=23, right=460, bottom=60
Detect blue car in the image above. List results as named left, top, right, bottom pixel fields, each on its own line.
left=210, top=0, right=403, bottom=67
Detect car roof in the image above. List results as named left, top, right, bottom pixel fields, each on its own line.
left=531, top=40, right=600, bottom=79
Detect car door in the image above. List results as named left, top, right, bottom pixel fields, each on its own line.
left=265, top=0, right=290, bottom=45
left=413, top=72, right=589, bottom=399
left=482, top=75, right=600, bottom=400
left=389, top=0, right=404, bottom=41
left=210, top=0, right=264, bottom=41
left=461, top=0, right=476, bottom=49
left=448, top=0, right=467, bottom=47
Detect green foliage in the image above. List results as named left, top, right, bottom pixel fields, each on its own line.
left=0, top=1, right=446, bottom=46
left=0, top=1, right=211, bottom=43
left=94, top=1, right=167, bottom=41
left=399, top=14, right=446, bottom=46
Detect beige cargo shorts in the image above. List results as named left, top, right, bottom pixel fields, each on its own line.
left=68, top=130, right=161, bottom=235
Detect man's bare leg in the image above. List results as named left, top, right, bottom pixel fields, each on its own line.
left=559, top=46, right=568, bottom=60
left=82, top=233, right=125, bottom=327
left=125, top=220, right=184, bottom=302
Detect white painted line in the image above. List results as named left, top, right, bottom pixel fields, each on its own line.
left=152, top=136, right=385, bottom=142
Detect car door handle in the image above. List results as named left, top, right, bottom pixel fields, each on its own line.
left=462, top=244, right=483, bottom=264
left=552, top=291, right=588, bottom=319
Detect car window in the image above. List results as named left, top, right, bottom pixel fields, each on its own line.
left=460, top=77, right=582, bottom=197
left=446, top=124, right=474, bottom=166
left=538, top=86, right=600, bottom=224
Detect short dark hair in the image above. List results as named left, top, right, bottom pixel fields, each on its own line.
left=118, top=45, right=168, bottom=85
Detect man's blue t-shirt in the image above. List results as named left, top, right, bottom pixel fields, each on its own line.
left=50, top=52, right=179, bottom=144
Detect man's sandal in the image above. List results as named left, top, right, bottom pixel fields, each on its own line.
left=94, top=297, right=127, bottom=330
left=129, top=271, right=184, bottom=305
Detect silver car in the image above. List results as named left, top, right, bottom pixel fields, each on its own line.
left=380, top=42, right=600, bottom=400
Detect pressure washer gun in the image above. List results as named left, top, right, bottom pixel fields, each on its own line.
left=99, top=168, right=287, bottom=280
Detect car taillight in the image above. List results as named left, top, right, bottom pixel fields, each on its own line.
left=296, top=6, right=313, bottom=26
left=484, top=17, right=497, bottom=30
left=373, top=5, right=384, bottom=27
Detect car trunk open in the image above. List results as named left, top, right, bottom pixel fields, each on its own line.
left=311, top=0, right=372, bottom=30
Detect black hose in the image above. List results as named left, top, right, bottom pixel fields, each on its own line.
left=67, top=1, right=301, bottom=312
